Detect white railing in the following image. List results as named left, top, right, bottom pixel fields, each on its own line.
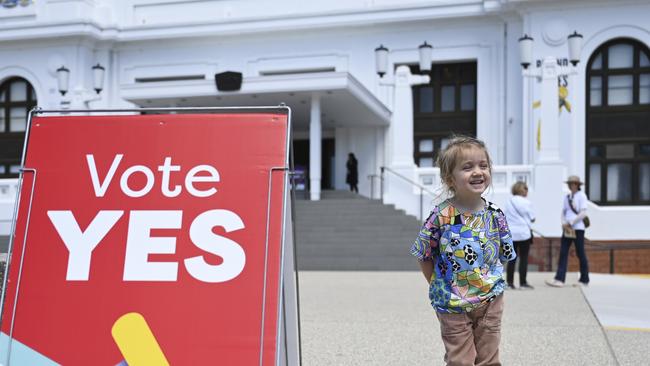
left=0, top=179, right=19, bottom=236
left=416, top=164, right=534, bottom=193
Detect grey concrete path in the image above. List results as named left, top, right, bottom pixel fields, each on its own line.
left=298, top=271, right=648, bottom=366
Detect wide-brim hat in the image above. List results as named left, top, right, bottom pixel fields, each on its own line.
left=565, top=175, right=584, bottom=185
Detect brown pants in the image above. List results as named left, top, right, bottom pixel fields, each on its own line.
left=436, top=294, right=504, bottom=366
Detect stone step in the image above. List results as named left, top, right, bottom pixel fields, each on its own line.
left=293, top=191, right=422, bottom=270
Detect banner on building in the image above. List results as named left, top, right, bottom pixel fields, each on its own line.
left=0, top=109, right=298, bottom=365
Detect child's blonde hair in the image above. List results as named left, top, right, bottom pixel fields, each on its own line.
left=437, top=135, right=492, bottom=193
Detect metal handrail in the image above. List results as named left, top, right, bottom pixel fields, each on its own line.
left=380, top=166, right=437, bottom=221
left=381, top=166, right=436, bottom=196
left=367, top=174, right=380, bottom=200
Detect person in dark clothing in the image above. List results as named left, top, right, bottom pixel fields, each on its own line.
left=346, top=153, right=358, bottom=193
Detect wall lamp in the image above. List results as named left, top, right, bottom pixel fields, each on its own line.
left=56, top=63, right=106, bottom=96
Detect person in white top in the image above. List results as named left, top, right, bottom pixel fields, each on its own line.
left=503, top=181, right=536, bottom=290
left=546, top=175, right=590, bottom=288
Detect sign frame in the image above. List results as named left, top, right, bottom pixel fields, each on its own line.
left=0, top=106, right=302, bottom=366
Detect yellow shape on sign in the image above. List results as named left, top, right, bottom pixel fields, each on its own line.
left=112, top=312, right=170, bottom=366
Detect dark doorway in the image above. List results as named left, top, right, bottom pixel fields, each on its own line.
left=293, top=138, right=335, bottom=189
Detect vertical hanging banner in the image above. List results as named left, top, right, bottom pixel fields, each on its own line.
left=0, top=109, right=294, bottom=365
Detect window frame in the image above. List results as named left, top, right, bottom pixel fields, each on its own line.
left=586, top=38, right=650, bottom=205
left=0, top=77, right=37, bottom=178
left=411, top=62, right=477, bottom=167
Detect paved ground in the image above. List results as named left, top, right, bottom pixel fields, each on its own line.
left=298, top=271, right=650, bottom=366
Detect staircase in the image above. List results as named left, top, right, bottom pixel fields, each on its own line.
left=293, top=190, right=423, bottom=270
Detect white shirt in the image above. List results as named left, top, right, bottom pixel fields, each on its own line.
left=563, top=190, right=588, bottom=230
left=504, top=195, right=535, bottom=241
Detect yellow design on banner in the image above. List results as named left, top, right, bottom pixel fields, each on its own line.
left=112, top=312, right=170, bottom=366
left=532, top=101, right=541, bottom=151
left=537, top=120, right=541, bottom=151
left=559, top=85, right=572, bottom=113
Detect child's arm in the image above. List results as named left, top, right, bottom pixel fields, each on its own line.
left=410, top=209, right=440, bottom=282
left=496, top=209, right=517, bottom=262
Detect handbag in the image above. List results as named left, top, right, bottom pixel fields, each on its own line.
left=563, top=225, right=577, bottom=239
left=568, top=194, right=590, bottom=228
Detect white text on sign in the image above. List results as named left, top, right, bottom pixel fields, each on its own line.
left=46, top=154, right=247, bottom=283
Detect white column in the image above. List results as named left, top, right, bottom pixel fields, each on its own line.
left=530, top=56, right=566, bottom=236
left=309, top=93, right=322, bottom=201
left=390, top=65, right=430, bottom=167
left=537, top=56, right=562, bottom=163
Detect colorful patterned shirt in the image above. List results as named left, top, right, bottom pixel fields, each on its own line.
left=410, top=199, right=516, bottom=313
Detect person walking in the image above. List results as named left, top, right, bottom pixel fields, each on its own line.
left=504, top=181, right=536, bottom=290
left=346, top=153, right=358, bottom=193
left=410, top=136, right=516, bottom=366
left=546, top=175, right=590, bottom=287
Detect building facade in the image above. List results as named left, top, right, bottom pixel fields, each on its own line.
left=0, top=0, right=648, bottom=240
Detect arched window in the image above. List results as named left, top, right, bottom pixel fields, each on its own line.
left=0, top=77, right=37, bottom=178
left=586, top=38, right=650, bottom=205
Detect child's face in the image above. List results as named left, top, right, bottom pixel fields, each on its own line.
left=450, top=146, right=491, bottom=200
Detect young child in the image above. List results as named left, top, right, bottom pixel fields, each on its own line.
left=410, top=136, right=516, bottom=366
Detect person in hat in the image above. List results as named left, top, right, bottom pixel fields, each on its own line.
left=546, top=175, right=590, bottom=287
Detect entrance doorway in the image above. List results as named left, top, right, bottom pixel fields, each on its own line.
left=293, top=138, right=335, bottom=190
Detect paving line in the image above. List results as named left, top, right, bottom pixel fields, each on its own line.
left=604, top=325, right=650, bottom=332
left=579, top=287, right=621, bottom=366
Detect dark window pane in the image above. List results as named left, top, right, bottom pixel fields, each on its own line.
left=589, top=146, right=604, bottom=158
left=640, top=144, right=650, bottom=156
left=640, top=74, right=650, bottom=105
left=10, top=81, right=27, bottom=102
left=441, top=86, right=455, bottom=112
left=608, top=75, right=633, bottom=105
left=0, top=107, right=5, bottom=131
left=459, top=63, right=476, bottom=81
left=609, top=44, right=634, bottom=69
left=606, top=144, right=634, bottom=159
left=641, top=52, right=650, bottom=67
left=588, top=164, right=601, bottom=201
left=419, top=139, right=434, bottom=153
left=419, top=157, right=434, bottom=167
left=606, top=163, right=632, bottom=201
left=419, top=87, right=433, bottom=113
left=591, top=52, right=602, bottom=70
left=640, top=163, right=650, bottom=201
left=460, top=84, right=475, bottom=111
left=9, top=107, right=27, bottom=132
left=441, top=66, right=455, bottom=83
left=590, top=77, right=602, bottom=106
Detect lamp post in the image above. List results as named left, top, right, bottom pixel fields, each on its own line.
left=373, top=42, right=432, bottom=216
left=519, top=31, right=583, bottom=163
left=519, top=31, right=583, bottom=237
left=374, top=42, right=432, bottom=168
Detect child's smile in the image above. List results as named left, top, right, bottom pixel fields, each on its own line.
left=451, top=146, right=491, bottom=201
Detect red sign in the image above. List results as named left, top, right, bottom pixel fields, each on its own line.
left=1, top=112, right=289, bottom=365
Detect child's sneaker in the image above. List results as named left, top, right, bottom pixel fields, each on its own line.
left=519, top=283, right=535, bottom=290
left=545, top=279, right=564, bottom=288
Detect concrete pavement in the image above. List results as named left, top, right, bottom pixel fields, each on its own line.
left=298, top=271, right=650, bottom=366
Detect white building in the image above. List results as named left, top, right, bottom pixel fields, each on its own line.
left=0, top=0, right=648, bottom=240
